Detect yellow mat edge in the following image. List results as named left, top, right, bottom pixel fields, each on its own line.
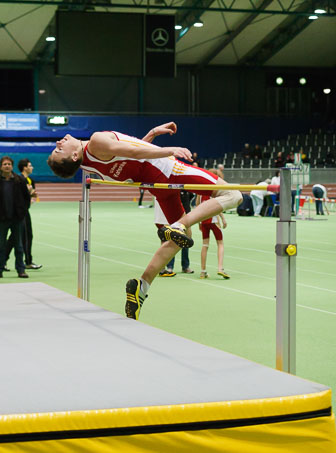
left=0, top=389, right=332, bottom=435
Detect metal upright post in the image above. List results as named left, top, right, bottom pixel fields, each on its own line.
left=275, top=168, right=297, bottom=374
left=77, top=172, right=91, bottom=301
left=77, top=173, right=85, bottom=298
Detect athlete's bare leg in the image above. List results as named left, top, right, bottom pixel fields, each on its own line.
left=142, top=216, right=191, bottom=284
left=180, top=197, right=223, bottom=227
left=141, top=241, right=180, bottom=284
left=217, top=240, right=224, bottom=271
left=201, top=238, right=209, bottom=271
left=176, top=177, right=242, bottom=227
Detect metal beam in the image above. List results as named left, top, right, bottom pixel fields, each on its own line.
left=0, top=0, right=336, bottom=15
left=237, top=0, right=314, bottom=66
left=194, top=0, right=273, bottom=72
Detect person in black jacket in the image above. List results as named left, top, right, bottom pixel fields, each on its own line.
left=0, top=156, right=30, bottom=278
left=5, top=158, right=42, bottom=270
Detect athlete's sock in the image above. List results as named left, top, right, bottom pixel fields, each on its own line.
left=140, top=278, right=150, bottom=296
left=170, top=221, right=185, bottom=230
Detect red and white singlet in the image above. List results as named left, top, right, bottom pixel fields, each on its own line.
left=80, top=131, right=219, bottom=223
left=81, top=132, right=177, bottom=183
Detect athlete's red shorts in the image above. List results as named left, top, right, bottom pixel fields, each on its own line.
left=201, top=223, right=223, bottom=241
left=148, top=163, right=218, bottom=224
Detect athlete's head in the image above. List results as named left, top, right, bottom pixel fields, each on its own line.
left=48, top=134, right=83, bottom=178
left=18, top=158, right=33, bottom=174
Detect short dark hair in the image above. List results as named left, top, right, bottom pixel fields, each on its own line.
left=18, top=158, right=30, bottom=172
left=47, top=155, right=82, bottom=179
left=0, top=156, right=14, bottom=166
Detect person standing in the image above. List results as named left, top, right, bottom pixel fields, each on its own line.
left=271, top=170, right=280, bottom=187
left=250, top=179, right=271, bottom=216
left=0, top=156, right=30, bottom=278
left=5, top=159, right=42, bottom=271
left=312, top=184, right=327, bottom=215
left=196, top=193, right=229, bottom=280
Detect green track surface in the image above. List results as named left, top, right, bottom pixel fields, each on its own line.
left=2, top=202, right=336, bottom=409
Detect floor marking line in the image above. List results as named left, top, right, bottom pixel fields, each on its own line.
left=36, top=241, right=336, bottom=316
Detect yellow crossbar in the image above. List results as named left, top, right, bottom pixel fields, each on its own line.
left=87, top=178, right=279, bottom=192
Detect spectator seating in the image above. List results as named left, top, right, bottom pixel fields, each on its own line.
left=203, top=130, right=335, bottom=170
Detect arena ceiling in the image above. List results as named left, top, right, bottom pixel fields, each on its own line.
left=0, top=0, right=336, bottom=68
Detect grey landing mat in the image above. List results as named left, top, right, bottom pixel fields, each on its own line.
left=0, top=282, right=330, bottom=415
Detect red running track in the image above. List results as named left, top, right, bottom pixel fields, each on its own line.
left=35, top=183, right=153, bottom=202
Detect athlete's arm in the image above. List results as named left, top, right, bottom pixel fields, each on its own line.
left=89, top=131, right=192, bottom=161
left=220, top=213, right=227, bottom=229
left=142, top=122, right=177, bottom=143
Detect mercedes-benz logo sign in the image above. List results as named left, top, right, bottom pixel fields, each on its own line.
left=151, top=28, right=169, bottom=47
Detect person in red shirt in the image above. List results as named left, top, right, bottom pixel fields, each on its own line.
left=196, top=169, right=230, bottom=280
left=48, top=122, right=242, bottom=320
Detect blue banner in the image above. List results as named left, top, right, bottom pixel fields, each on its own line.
left=0, top=113, right=40, bottom=130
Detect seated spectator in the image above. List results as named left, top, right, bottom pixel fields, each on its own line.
left=192, top=152, right=201, bottom=167
left=286, top=152, right=295, bottom=164
left=298, top=147, right=309, bottom=163
left=216, top=164, right=224, bottom=179
left=242, top=143, right=251, bottom=159
left=274, top=152, right=285, bottom=168
left=253, top=144, right=262, bottom=159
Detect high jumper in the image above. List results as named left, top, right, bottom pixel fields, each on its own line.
left=48, top=122, right=243, bottom=320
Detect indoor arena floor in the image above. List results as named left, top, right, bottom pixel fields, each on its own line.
left=2, top=201, right=336, bottom=412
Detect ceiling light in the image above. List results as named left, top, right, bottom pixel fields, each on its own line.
left=308, top=15, right=318, bottom=19
left=46, top=36, right=56, bottom=42
left=299, top=77, right=307, bottom=85
left=179, top=27, right=189, bottom=37
left=276, top=77, right=283, bottom=85
left=323, top=88, right=331, bottom=94
left=175, top=25, right=182, bottom=30
left=193, top=21, right=204, bottom=27
left=314, top=9, right=326, bottom=14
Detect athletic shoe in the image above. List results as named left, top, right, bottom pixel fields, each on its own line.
left=218, top=270, right=230, bottom=279
left=159, top=269, right=176, bottom=277
left=182, top=268, right=194, bottom=274
left=18, top=272, right=29, bottom=278
left=25, top=263, right=42, bottom=270
left=157, top=224, right=194, bottom=248
left=200, top=271, right=209, bottom=279
left=125, top=279, right=147, bottom=320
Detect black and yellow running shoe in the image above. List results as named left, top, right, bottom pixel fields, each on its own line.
left=157, top=224, right=194, bottom=248
left=217, top=270, right=230, bottom=279
left=125, top=279, right=147, bottom=320
left=159, top=269, right=176, bottom=277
